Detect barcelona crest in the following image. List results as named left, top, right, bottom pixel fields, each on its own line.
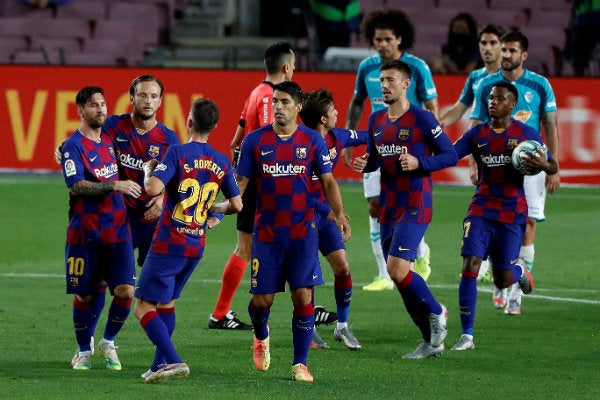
left=507, top=139, right=519, bottom=150
left=148, top=145, right=160, bottom=158
left=398, top=129, right=410, bottom=140
left=329, top=146, right=337, bottom=160
left=296, top=147, right=307, bottom=159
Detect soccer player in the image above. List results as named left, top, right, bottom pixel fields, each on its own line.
left=470, top=31, right=560, bottom=315
left=352, top=61, right=457, bottom=359
left=451, top=81, right=558, bottom=351
left=61, top=86, right=142, bottom=370
left=440, top=24, right=505, bottom=129
left=208, top=41, right=336, bottom=330
left=134, top=98, right=242, bottom=384
left=237, top=81, right=351, bottom=382
left=343, top=9, right=438, bottom=290
left=298, top=88, right=366, bottom=350
left=55, top=75, right=183, bottom=366
left=439, top=24, right=505, bottom=287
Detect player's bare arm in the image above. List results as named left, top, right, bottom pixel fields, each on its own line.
left=319, top=172, right=351, bottom=242
left=70, top=180, right=141, bottom=198
left=424, top=98, right=440, bottom=120
left=542, top=110, right=560, bottom=194
left=342, top=97, right=365, bottom=168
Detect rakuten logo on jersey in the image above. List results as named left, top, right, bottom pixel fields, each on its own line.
left=262, top=163, right=306, bottom=177
left=480, top=154, right=511, bottom=167
left=120, top=153, right=145, bottom=170
left=376, top=143, right=408, bottom=157
left=94, top=163, right=119, bottom=179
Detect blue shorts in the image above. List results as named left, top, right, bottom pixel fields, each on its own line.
left=380, top=221, right=428, bottom=262
left=65, top=241, right=136, bottom=296
left=250, top=221, right=323, bottom=294
left=129, top=215, right=158, bottom=267
left=135, top=253, right=201, bottom=304
left=460, top=215, right=525, bottom=271
left=316, top=212, right=345, bottom=256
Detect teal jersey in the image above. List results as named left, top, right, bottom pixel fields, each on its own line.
left=470, top=69, right=557, bottom=131
left=458, top=67, right=500, bottom=106
left=353, top=51, right=438, bottom=113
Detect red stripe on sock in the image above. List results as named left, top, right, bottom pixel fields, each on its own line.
left=398, top=270, right=414, bottom=289
left=113, top=296, right=132, bottom=309
left=157, top=307, right=175, bottom=314
left=334, top=273, right=352, bottom=289
left=294, top=303, right=314, bottom=317
left=461, top=270, right=479, bottom=279
left=140, top=310, right=159, bottom=329
left=73, top=297, right=92, bottom=311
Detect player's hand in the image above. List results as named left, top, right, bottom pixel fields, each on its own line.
left=115, top=180, right=142, bottom=198
left=206, top=216, right=222, bottom=229
left=546, top=171, right=560, bottom=194
left=352, top=153, right=368, bottom=173
left=468, top=155, right=478, bottom=185
left=399, top=154, right=417, bottom=171
left=54, top=145, right=62, bottom=165
left=143, top=194, right=164, bottom=221
left=341, top=147, right=354, bottom=169
left=337, top=217, right=351, bottom=242
left=143, top=159, right=159, bottom=175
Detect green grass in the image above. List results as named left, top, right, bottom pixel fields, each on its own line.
left=1, top=174, right=599, bottom=399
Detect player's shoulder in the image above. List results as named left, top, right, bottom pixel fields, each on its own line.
left=357, top=54, right=382, bottom=71
left=401, top=52, right=429, bottom=68
left=104, top=113, right=130, bottom=127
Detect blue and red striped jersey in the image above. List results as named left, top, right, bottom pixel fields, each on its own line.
left=364, top=105, right=458, bottom=224
left=149, top=142, right=239, bottom=258
left=102, top=114, right=180, bottom=216
left=454, top=120, right=552, bottom=224
left=62, top=130, right=131, bottom=245
left=236, top=124, right=333, bottom=242
left=311, top=127, right=367, bottom=216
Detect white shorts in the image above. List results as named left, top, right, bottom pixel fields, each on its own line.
left=524, top=172, right=546, bottom=221
left=363, top=168, right=381, bottom=199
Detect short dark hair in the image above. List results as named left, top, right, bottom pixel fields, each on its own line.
left=272, top=81, right=304, bottom=104
left=501, top=30, right=529, bottom=52
left=129, top=74, right=164, bottom=96
left=478, top=24, right=505, bottom=41
left=75, top=86, right=104, bottom=106
left=380, top=60, right=412, bottom=78
left=190, top=98, right=219, bottom=133
left=264, top=41, right=294, bottom=74
left=299, top=88, right=333, bottom=129
left=360, top=9, right=415, bottom=51
left=492, top=81, right=519, bottom=99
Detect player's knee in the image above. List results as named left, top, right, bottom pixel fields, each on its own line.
left=113, top=284, right=134, bottom=300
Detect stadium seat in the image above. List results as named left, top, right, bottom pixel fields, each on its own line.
left=322, top=47, right=376, bottom=71
left=0, top=18, right=34, bottom=44
left=12, top=48, right=51, bottom=65
left=55, top=0, right=108, bottom=20
left=65, top=52, right=128, bottom=67
left=0, top=35, right=29, bottom=53
left=108, top=1, right=167, bottom=46
left=2, top=1, right=53, bottom=18
left=33, top=18, right=92, bottom=42
left=30, top=37, right=84, bottom=64
left=82, top=37, right=143, bottom=66
left=93, top=19, right=149, bottom=55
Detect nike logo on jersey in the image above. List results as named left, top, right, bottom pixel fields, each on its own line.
left=398, top=246, right=411, bottom=251
left=116, top=137, right=128, bottom=142
left=477, top=143, right=488, bottom=148
left=312, top=274, right=319, bottom=280
left=374, top=130, right=382, bottom=137
left=261, top=150, right=274, bottom=156
left=89, top=155, right=98, bottom=162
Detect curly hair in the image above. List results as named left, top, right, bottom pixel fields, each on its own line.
left=360, top=9, right=415, bottom=51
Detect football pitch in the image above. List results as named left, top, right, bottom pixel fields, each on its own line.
left=1, top=174, right=599, bottom=399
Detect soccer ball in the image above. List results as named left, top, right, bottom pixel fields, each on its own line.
left=511, top=140, right=547, bottom=175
